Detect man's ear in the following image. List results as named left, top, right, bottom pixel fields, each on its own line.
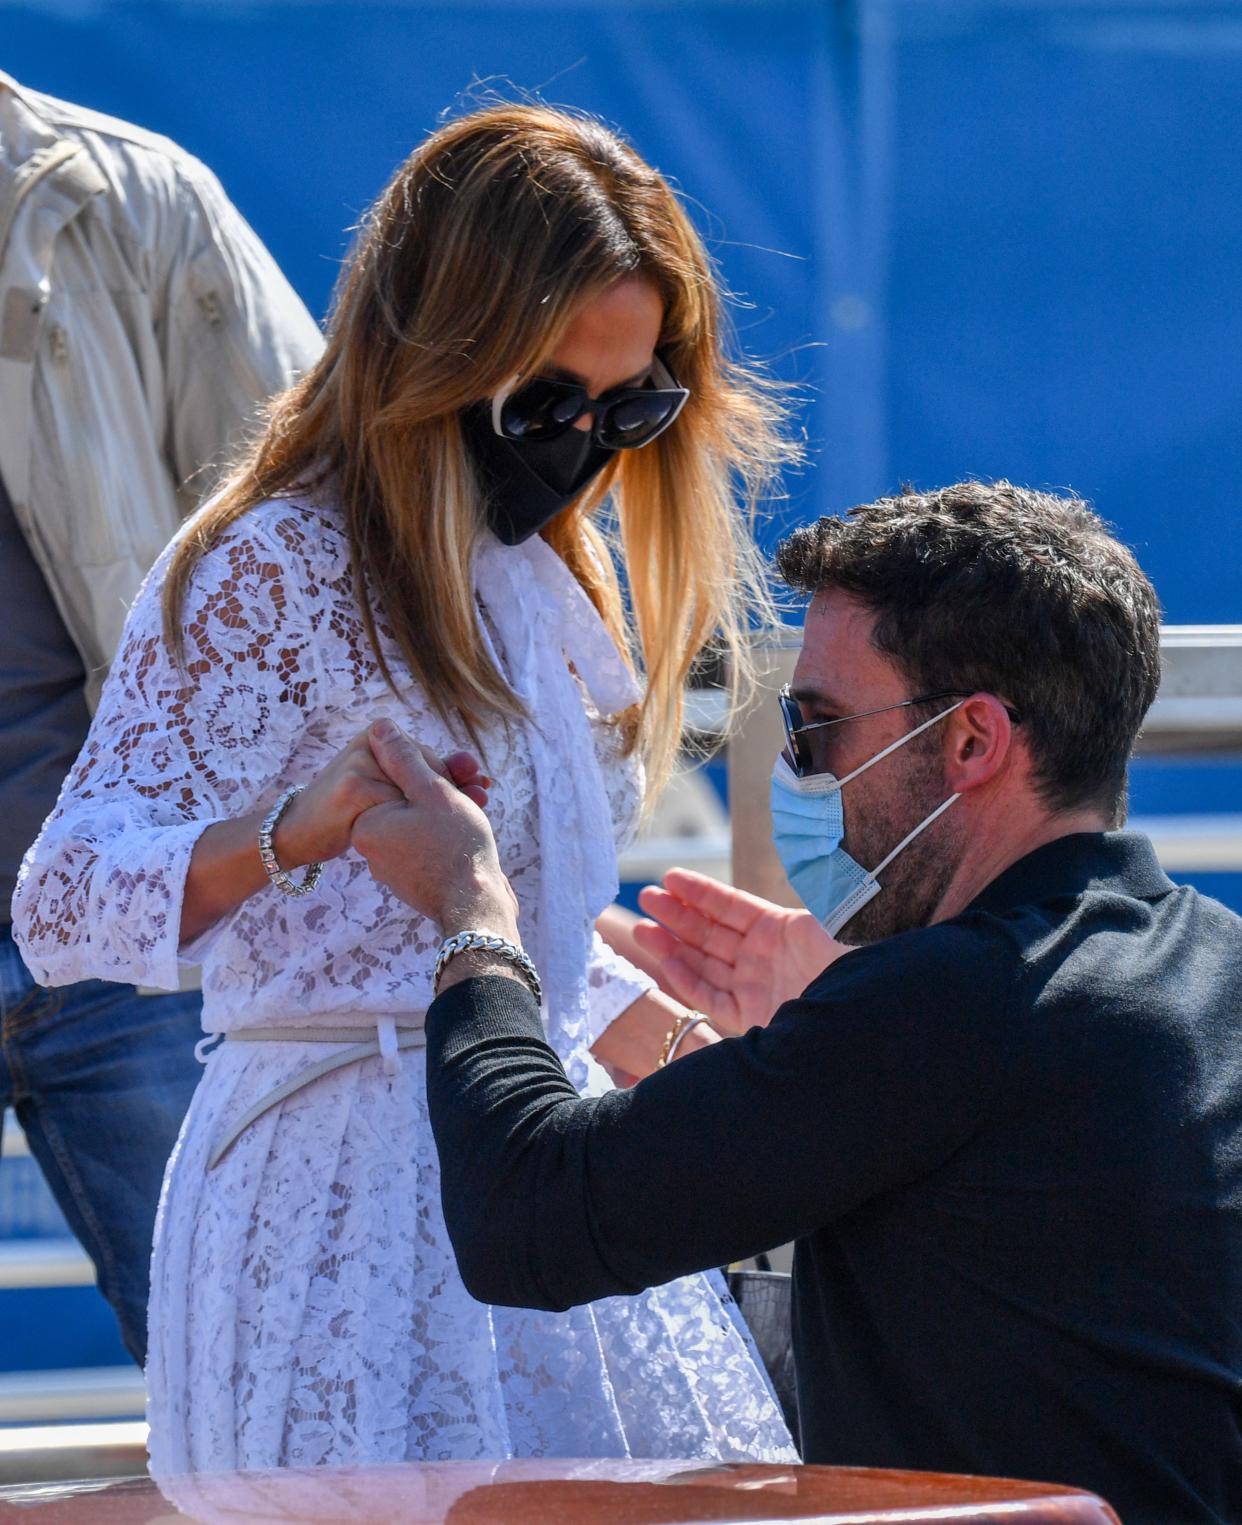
left=942, top=694, right=1015, bottom=794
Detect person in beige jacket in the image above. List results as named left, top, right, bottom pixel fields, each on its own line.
left=0, top=68, right=322, bottom=1363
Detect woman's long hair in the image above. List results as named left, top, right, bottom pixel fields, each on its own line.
left=164, top=103, right=796, bottom=796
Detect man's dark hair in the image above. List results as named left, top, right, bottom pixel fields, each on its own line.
left=775, top=481, right=1162, bottom=823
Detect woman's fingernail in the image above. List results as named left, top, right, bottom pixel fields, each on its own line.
left=372, top=718, right=396, bottom=741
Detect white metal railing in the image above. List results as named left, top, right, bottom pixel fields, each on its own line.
left=622, top=626, right=1242, bottom=902
left=0, top=1369, right=143, bottom=1425
left=0, top=1241, right=95, bottom=1291
left=1139, top=627, right=1242, bottom=752
left=0, top=1421, right=146, bottom=1452
left=1133, top=814, right=1242, bottom=871
left=0, top=1420, right=148, bottom=1487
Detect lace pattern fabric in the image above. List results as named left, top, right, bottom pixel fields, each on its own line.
left=13, top=496, right=796, bottom=1471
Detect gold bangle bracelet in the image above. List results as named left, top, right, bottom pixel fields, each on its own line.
left=658, top=1010, right=709, bottom=1068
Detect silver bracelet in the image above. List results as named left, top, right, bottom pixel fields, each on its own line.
left=664, top=1012, right=710, bottom=1065
left=258, top=786, right=323, bottom=898
left=434, top=930, right=543, bottom=1005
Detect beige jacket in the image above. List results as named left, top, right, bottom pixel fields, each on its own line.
left=0, top=71, right=324, bottom=702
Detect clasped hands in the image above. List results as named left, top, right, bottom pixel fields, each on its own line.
left=276, top=718, right=846, bottom=1030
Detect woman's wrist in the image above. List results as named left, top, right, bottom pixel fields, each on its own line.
left=271, top=798, right=315, bottom=871
left=182, top=810, right=296, bottom=946
left=658, top=1008, right=717, bottom=1066
left=675, top=1017, right=721, bottom=1056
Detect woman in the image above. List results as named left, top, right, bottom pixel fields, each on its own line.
left=13, top=104, right=797, bottom=1471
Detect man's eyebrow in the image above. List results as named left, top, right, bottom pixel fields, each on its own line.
left=791, top=685, right=846, bottom=713
left=539, top=362, right=652, bottom=392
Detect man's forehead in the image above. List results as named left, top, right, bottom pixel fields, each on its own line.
left=792, top=590, right=903, bottom=704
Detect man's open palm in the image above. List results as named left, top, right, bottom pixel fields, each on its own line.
left=634, top=870, right=849, bottom=1036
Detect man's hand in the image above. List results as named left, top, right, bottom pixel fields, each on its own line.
left=352, top=720, right=518, bottom=942
left=273, top=726, right=491, bottom=872
left=634, top=870, right=850, bottom=1036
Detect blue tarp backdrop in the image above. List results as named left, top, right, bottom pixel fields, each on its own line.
left=4, top=0, right=1240, bottom=621
left=2, top=1, right=1240, bottom=833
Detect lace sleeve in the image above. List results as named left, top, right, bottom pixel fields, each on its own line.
left=585, top=928, right=656, bottom=1047
left=12, top=508, right=320, bottom=991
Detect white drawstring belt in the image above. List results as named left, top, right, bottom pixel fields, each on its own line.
left=205, top=1016, right=426, bottom=1171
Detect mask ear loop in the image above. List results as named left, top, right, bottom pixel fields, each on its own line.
left=854, top=701, right=966, bottom=885
left=868, top=790, right=961, bottom=884
left=833, top=699, right=965, bottom=790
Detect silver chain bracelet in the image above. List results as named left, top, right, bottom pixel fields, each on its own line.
left=258, top=786, right=324, bottom=898
left=434, top=930, right=543, bottom=1005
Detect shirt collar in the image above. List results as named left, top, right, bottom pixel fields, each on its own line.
left=965, top=830, right=1176, bottom=919
left=0, top=71, right=64, bottom=177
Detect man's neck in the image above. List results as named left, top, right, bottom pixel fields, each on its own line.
left=932, top=805, right=1110, bottom=925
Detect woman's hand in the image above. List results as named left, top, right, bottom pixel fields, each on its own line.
left=180, top=726, right=490, bottom=947
left=352, top=721, right=517, bottom=941
left=633, top=870, right=850, bottom=1037
left=275, top=730, right=490, bottom=870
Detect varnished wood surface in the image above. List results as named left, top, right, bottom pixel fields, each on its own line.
left=0, top=1459, right=1121, bottom=1523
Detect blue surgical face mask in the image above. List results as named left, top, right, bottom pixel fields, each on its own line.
left=770, top=701, right=963, bottom=938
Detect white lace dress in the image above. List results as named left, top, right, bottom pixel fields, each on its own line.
left=12, top=496, right=796, bottom=1473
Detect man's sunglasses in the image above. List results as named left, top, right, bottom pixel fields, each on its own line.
left=491, top=354, right=690, bottom=451
left=779, top=685, right=1024, bottom=779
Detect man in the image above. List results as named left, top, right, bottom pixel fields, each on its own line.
left=0, top=68, right=322, bottom=1362
left=353, top=481, right=1242, bottom=1525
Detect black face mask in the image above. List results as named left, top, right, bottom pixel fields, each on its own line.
left=461, top=405, right=613, bottom=545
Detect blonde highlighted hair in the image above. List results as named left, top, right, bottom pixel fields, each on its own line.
left=164, top=103, right=796, bottom=796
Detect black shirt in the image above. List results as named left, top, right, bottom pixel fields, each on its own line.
left=426, top=832, right=1242, bottom=1525
left=0, top=471, right=91, bottom=921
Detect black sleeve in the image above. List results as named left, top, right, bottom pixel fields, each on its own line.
left=425, top=922, right=1015, bottom=1311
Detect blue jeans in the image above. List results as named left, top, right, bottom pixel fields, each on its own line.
left=0, top=924, right=203, bottom=1365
